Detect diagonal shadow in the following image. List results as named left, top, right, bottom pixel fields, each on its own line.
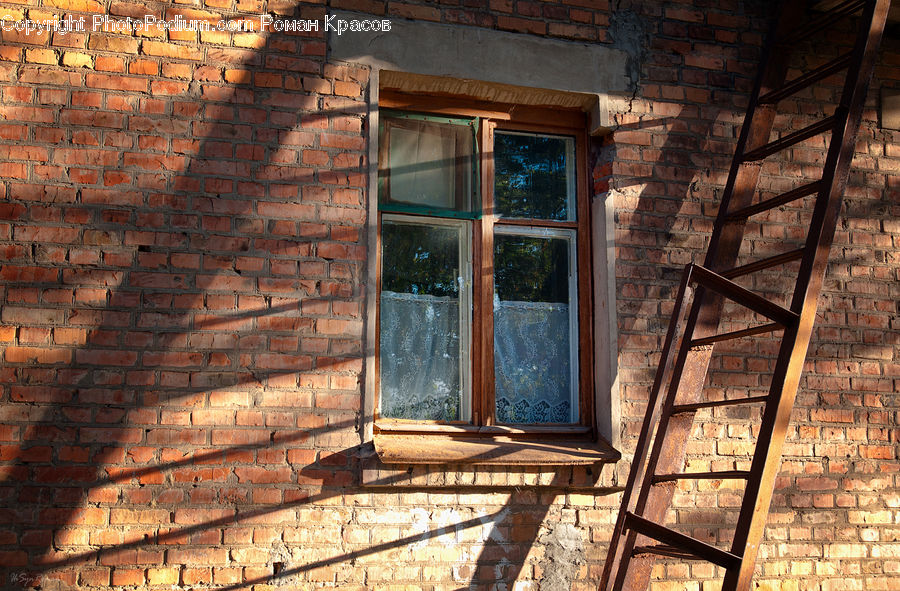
left=0, top=3, right=371, bottom=587
left=26, top=460, right=394, bottom=572
left=0, top=6, right=609, bottom=590
left=19, top=431, right=603, bottom=590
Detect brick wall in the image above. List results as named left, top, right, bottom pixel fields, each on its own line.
left=609, top=3, right=900, bottom=590
left=0, top=1, right=896, bottom=590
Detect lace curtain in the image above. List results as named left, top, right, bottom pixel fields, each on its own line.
left=494, top=300, right=572, bottom=424
left=380, top=291, right=462, bottom=421
left=380, top=292, right=574, bottom=424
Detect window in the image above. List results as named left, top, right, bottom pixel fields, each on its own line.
left=373, top=92, right=612, bottom=462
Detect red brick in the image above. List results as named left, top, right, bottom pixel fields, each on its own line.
left=497, top=15, right=546, bottom=35
left=110, top=569, right=145, bottom=586
left=0, top=106, right=55, bottom=123
left=233, top=466, right=293, bottom=484
left=141, top=40, right=203, bottom=61
left=74, top=350, right=138, bottom=367
left=59, top=109, right=125, bottom=128
left=5, top=347, right=71, bottom=365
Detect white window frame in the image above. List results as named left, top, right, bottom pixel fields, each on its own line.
left=378, top=213, right=473, bottom=423
left=492, top=224, right=580, bottom=424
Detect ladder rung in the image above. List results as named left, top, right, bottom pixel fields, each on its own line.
left=690, top=265, right=799, bottom=327
left=633, top=544, right=699, bottom=561
left=689, top=322, right=784, bottom=348
left=726, top=181, right=824, bottom=221
left=671, top=395, right=768, bottom=414
left=742, top=115, right=838, bottom=162
left=721, top=249, right=806, bottom=279
left=759, top=53, right=854, bottom=105
left=601, top=1, right=887, bottom=589
left=784, top=0, right=867, bottom=45
left=653, top=470, right=751, bottom=484
left=624, top=512, right=742, bottom=569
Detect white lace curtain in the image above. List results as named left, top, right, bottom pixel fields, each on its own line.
left=380, top=291, right=462, bottom=421
left=494, top=300, right=572, bottom=424
left=380, top=291, right=574, bottom=424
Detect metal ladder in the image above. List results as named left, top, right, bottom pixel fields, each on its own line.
left=599, top=1, right=890, bottom=590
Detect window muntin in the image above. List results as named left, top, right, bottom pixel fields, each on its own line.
left=377, top=111, right=589, bottom=429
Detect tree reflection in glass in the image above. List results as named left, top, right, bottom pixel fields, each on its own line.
left=494, top=131, right=575, bottom=221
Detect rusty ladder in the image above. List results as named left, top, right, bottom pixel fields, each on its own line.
left=599, top=1, right=890, bottom=590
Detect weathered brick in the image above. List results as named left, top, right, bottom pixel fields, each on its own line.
left=0, top=4, right=894, bottom=591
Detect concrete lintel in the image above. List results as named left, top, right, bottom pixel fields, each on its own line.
left=328, top=11, right=627, bottom=133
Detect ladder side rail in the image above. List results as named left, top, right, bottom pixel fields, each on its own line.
left=703, top=1, right=807, bottom=270
left=787, top=0, right=889, bottom=320
left=598, top=265, right=695, bottom=591
left=601, top=3, right=803, bottom=590
left=723, top=2, right=890, bottom=590
left=613, top=296, right=720, bottom=591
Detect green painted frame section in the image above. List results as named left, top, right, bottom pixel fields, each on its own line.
left=378, top=109, right=482, bottom=220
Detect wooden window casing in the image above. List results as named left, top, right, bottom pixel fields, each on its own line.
left=374, top=91, right=611, bottom=463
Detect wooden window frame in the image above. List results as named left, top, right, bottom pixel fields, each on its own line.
left=373, top=91, right=617, bottom=465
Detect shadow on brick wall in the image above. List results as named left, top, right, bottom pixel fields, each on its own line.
left=0, top=6, right=603, bottom=591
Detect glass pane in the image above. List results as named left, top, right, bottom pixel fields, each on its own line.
left=494, top=131, right=575, bottom=221
left=380, top=220, right=464, bottom=421
left=493, top=233, right=576, bottom=424
left=379, top=116, right=474, bottom=213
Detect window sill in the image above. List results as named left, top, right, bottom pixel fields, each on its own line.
left=375, top=420, right=593, bottom=436
left=373, top=432, right=620, bottom=466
